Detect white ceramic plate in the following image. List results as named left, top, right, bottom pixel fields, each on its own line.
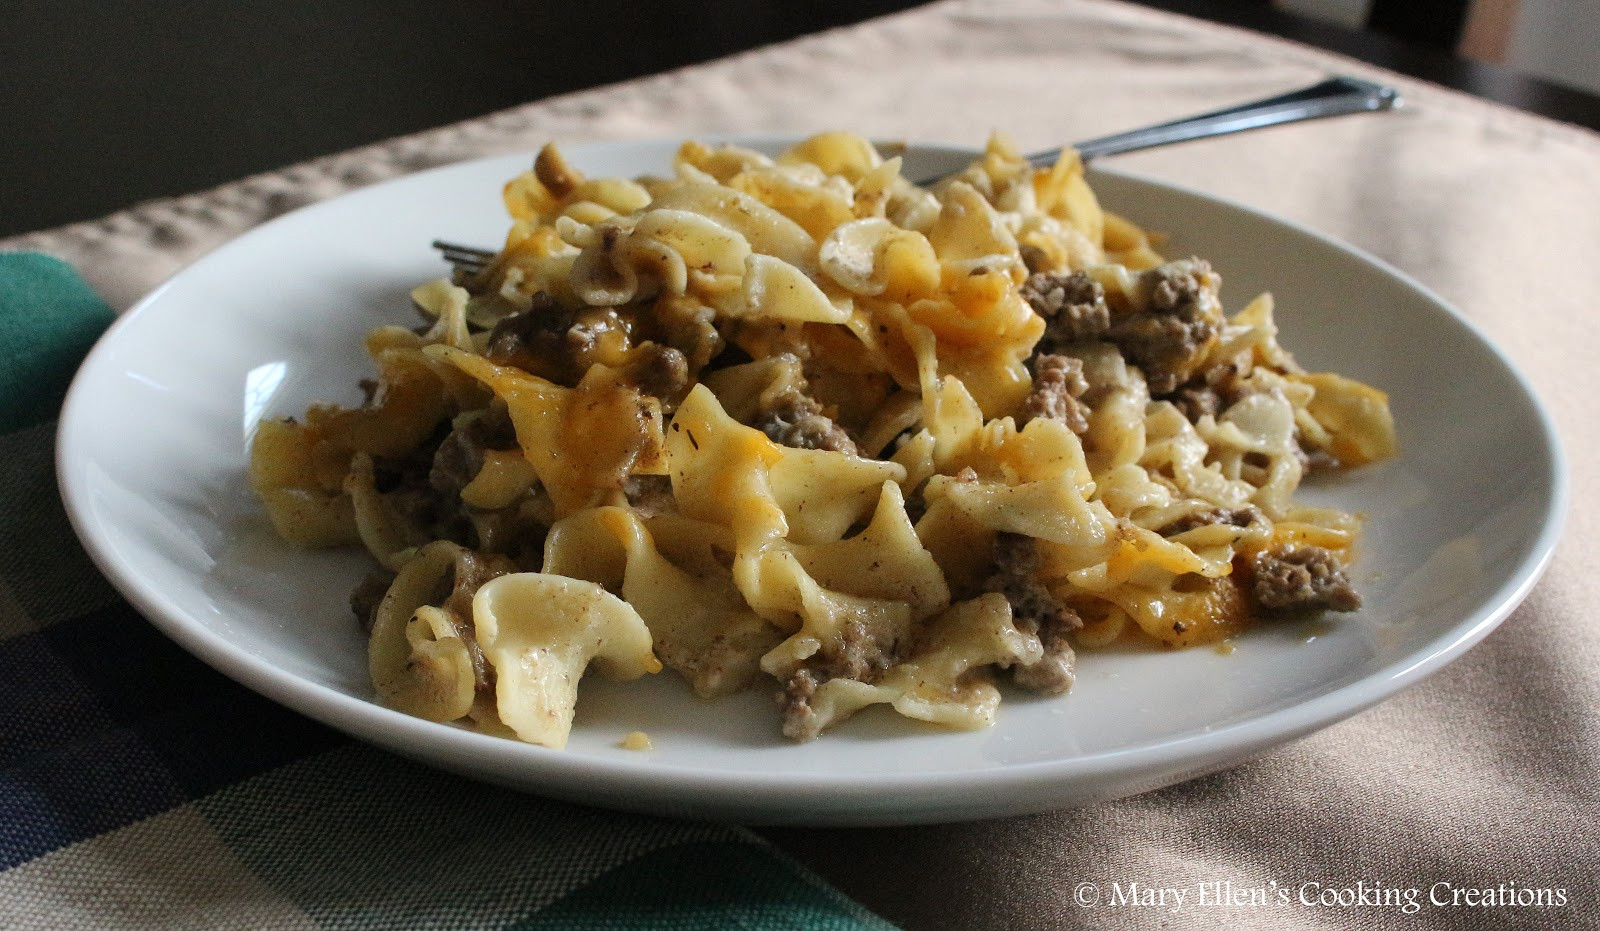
left=58, top=138, right=1566, bottom=825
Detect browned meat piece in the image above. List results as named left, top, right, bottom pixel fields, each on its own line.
left=985, top=533, right=1066, bottom=631
left=486, top=292, right=571, bottom=356
left=429, top=406, right=517, bottom=497
left=437, top=547, right=515, bottom=696
left=1106, top=259, right=1221, bottom=394
left=1024, top=353, right=1091, bottom=434
left=1147, top=260, right=1208, bottom=312
left=347, top=546, right=510, bottom=697
left=373, top=426, right=475, bottom=548
left=1171, top=385, right=1218, bottom=420
left=820, top=618, right=895, bottom=683
left=1164, top=359, right=1246, bottom=422
left=369, top=427, right=440, bottom=496
left=428, top=433, right=482, bottom=500
left=623, top=474, right=675, bottom=518
left=437, top=547, right=508, bottom=620
left=625, top=344, right=689, bottom=404
left=778, top=669, right=822, bottom=742
left=1157, top=506, right=1261, bottom=537
left=650, top=295, right=723, bottom=371
left=1249, top=544, right=1361, bottom=614
left=1169, top=383, right=1226, bottom=421
left=753, top=385, right=858, bottom=455
left=776, top=617, right=897, bottom=741
left=1023, top=271, right=1111, bottom=354
left=1293, top=428, right=1342, bottom=473
left=484, top=291, right=611, bottom=384
left=382, top=485, right=463, bottom=546
left=984, top=533, right=1082, bottom=695
left=1013, top=616, right=1076, bottom=695
left=349, top=573, right=391, bottom=634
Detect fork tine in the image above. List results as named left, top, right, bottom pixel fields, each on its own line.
left=432, top=239, right=498, bottom=260
left=432, top=240, right=497, bottom=277
left=439, top=251, right=492, bottom=265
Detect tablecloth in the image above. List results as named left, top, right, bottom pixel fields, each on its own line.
left=5, top=0, right=1598, bottom=928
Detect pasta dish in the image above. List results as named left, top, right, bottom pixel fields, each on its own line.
left=250, top=133, right=1396, bottom=747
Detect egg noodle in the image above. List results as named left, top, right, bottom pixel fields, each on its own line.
left=250, top=133, right=1396, bottom=747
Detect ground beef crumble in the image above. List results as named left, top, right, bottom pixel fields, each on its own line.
left=1024, top=353, right=1091, bottom=434
left=753, top=384, right=858, bottom=455
left=486, top=292, right=572, bottom=356
left=625, top=344, right=690, bottom=404
left=429, top=406, right=517, bottom=498
left=623, top=474, right=675, bottom=518
left=350, top=546, right=511, bottom=697
left=1293, top=429, right=1342, bottom=474
left=349, top=573, right=390, bottom=633
left=1105, top=259, right=1221, bottom=395
left=779, top=670, right=822, bottom=742
left=1248, top=544, right=1361, bottom=614
left=436, top=547, right=513, bottom=696
left=1169, top=384, right=1221, bottom=420
left=438, top=548, right=505, bottom=620
left=483, top=291, right=619, bottom=384
left=1161, top=355, right=1248, bottom=422
left=374, top=427, right=475, bottom=548
left=983, top=533, right=1081, bottom=695
left=1023, top=271, right=1112, bottom=353
left=1015, top=617, right=1077, bottom=695
left=1166, top=376, right=1239, bottom=421
left=776, top=618, right=896, bottom=741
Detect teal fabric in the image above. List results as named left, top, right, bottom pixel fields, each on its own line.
left=0, top=251, right=115, bottom=433
left=0, top=252, right=894, bottom=930
left=517, top=842, right=886, bottom=931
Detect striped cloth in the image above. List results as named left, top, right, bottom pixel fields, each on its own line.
left=0, top=251, right=895, bottom=930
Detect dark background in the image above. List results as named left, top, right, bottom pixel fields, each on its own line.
left=4, top=1, right=1597, bottom=238
left=0, top=0, right=923, bottom=238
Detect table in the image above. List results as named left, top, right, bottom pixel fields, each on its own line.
left=5, top=1, right=1597, bottom=927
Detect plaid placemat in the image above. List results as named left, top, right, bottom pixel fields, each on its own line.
left=0, top=251, right=896, bottom=930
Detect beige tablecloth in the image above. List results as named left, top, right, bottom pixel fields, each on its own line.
left=11, top=0, right=1596, bottom=927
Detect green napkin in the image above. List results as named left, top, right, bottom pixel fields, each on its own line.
left=0, top=251, right=116, bottom=433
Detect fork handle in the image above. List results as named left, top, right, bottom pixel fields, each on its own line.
left=1042, top=76, right=1401, bottom=166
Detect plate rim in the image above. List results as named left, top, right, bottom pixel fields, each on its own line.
left=54, top=136, right=1570, bottom=814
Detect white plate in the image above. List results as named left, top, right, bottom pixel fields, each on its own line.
left=57, top=138, right=1566, bottom=825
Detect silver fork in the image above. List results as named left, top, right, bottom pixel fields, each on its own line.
left=432, top=240, right=498, bottom=277
left=1022, top=75, right=1398, bottom=167
left=434, top=76, right=1399, bottom=275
